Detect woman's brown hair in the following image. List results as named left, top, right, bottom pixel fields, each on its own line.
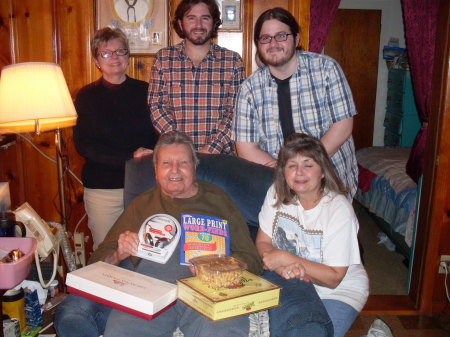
left=274, top=133, right=348, bottom=207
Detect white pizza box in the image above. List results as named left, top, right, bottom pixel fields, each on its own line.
left=66, top=261, right=177, bottom=320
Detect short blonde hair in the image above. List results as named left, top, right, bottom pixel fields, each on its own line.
left=91, top=27, right=129, bottom=59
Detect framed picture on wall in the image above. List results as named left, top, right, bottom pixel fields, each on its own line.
left=95, top=0, right=169, bottom=55
left=219, top=0, right=241, bottom=31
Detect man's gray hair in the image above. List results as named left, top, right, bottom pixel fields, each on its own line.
left=153, top=131, right=200, bottom=167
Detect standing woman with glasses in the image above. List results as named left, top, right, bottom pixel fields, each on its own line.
left=74, top=27, right=158, bottom=249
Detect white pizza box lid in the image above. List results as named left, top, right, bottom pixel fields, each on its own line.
left=66, top=261, right=177, bottom=320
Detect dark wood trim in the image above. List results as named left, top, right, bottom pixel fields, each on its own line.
left=242, top=0, right=254, bottom=77
left=409, top=0, right=450, bottom=314
left=363, top=295, right=417, bottom=314
left=289, top=0, right=310, bottom=51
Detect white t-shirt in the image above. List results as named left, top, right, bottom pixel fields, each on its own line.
left=258, top=185, right=369, bottom=312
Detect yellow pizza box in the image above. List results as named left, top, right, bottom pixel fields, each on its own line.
left=177, top=270, right=280, bottom=321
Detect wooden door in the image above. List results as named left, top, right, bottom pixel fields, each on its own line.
left=324, top=9, right=381, bottom=150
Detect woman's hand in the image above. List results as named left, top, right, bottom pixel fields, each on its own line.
left=276, top=263, right=309, bottom=282
left=256, top=230, right=300, bottom=271
left=261, top=249, right=299, bottom=271
left=133, top=147, right=153, bottom=161
left=105, top=230, right=139, bottom=265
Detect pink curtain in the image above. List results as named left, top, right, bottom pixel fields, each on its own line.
left=402, top=0, right=439, bottom=182
left=308, top=0, right=341, bottom=53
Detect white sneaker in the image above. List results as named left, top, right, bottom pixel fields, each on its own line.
left=367, top=318, right=394, bottom=337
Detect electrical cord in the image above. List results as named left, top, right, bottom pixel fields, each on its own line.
left=74, top=213, right=87, bottom=234
left=17, top=133, right=83, bottom=185
left=34, top=242, right=59, bottom=288
left=15, top=132, right=87, bottom=237
left=440, top=261, right=450, bottom=302
left=17, top=133, right=56, bottom=163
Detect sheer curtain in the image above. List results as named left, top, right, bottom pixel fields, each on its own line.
left=402, top=0, right=439, bottom=182
left=308, top=0, right=341, bottom=53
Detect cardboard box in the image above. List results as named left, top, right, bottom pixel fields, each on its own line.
left=66, top=261, right=177, bottom=320
left=177, top=270, right=280, bottom=321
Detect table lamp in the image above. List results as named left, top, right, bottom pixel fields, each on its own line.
left=0, top=62, right=77, bottom=229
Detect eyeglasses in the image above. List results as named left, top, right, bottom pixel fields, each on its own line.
left=98, top=49, right=129, bottom=59
left=258, top=33, right=294, bottom=44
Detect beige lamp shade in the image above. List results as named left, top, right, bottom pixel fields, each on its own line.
left=0, top=62, right=77, bottom=134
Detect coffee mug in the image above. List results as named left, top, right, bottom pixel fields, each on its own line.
left=0, top=212, right=26, bottom=237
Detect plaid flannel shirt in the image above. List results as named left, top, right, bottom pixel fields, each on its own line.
left=149, top=41, right=245, bottom=154
left=232, top=51, right=358, bottom=197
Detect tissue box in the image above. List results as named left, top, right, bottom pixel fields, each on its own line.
left=66, top=261, right=177, bottom=320
left=177, top=271, right=280, bottom=321
left=24, top=289, right=42, bottom=326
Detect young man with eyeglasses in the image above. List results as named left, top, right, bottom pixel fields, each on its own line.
left=147, top=0, right=245, bottom=155
left=74, top=27, right=158, bottom=249
left=232, top=7, right=358, bottom=199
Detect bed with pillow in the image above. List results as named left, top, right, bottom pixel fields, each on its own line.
left=355, top=146, right=419, bottom=261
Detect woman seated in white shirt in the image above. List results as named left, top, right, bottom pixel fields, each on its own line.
left=256, top=133, right=369, bottom=337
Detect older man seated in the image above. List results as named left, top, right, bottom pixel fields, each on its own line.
left=55, top=131, right=263, bottom=337
left=56, top=131, right=333, bottom=337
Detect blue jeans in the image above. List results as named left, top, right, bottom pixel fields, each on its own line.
left=124, top=154, right=274, bottom=237
left=322, top=299, right=359, bottom=337
left=262, top=271, right=334, bottom=337
left=55, top=258, right=249, bottom=337
left=55, top=259, right=135, bottom=337
left=54, top=293, right=111, bottom=337
left=54, top=291, right=249, bottom=337
left=104, top=300, right=249, bottom=337
left=55, top=294, right=249, bottom=337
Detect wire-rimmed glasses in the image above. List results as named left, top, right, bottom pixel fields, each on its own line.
left=98, top=49, right=129, bottom=59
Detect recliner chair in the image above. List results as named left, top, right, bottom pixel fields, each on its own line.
left=124, top=153, right=274, bottom=241
left=124, top=153, right=274, bottom=337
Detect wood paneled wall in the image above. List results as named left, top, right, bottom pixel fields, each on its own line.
left=0, top=0, right=309, bottom=254
left=3, top=0, right=447, bottom=315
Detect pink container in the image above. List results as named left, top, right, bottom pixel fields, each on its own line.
left=0, top=237, right=37, bottom=289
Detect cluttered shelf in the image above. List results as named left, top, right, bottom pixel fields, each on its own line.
left=1, top=198, right=80, bottom=337
left=1, top=235, right=66, bottom=337
left=2, top=271, right=67, bottom=337
left=15, top=295, right=63, bottom=337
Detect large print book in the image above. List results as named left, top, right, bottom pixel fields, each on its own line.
left=66, top=261, right=177, bottom=320
left=180, top=213, right=230, bottom=265
left=177, top=270, right=280, bottom=321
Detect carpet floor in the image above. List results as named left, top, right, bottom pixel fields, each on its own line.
left=354, top=202, right=409, bottom=295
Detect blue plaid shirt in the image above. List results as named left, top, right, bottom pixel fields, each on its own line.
left=232, top=51, right=358, bottom=197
